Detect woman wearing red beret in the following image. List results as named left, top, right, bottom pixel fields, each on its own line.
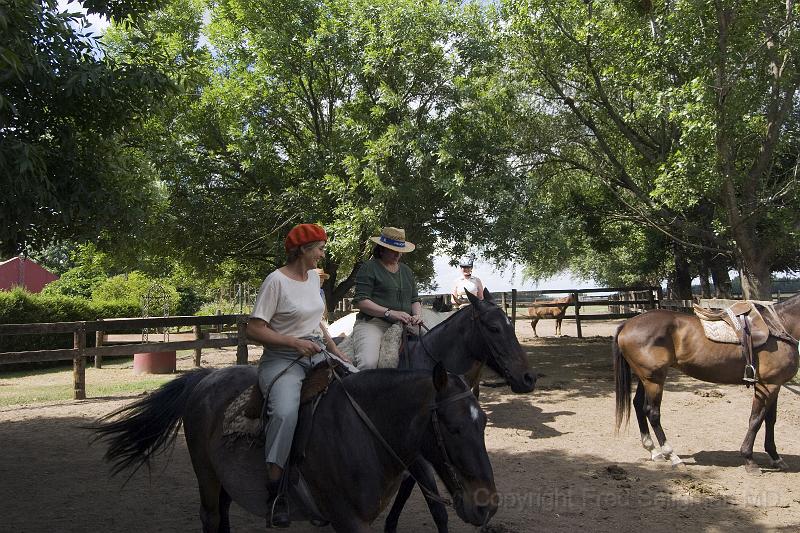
left=246, top=223, right=351, bottom=528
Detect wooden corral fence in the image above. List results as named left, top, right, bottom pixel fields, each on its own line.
left=421, top=286, right=661, bottom=338
left=0, top=314, right=249, bottom=400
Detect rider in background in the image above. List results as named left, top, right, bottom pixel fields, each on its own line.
left=246, top=223, right=351, bottom=528
left=351, top=226, right=423, bottom=370
left=452, top=255, right=484, bottom=309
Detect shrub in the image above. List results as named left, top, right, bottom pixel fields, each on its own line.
left=0, top=288, right=142, bottom=353
left=92, top=272, right=179, bottom=314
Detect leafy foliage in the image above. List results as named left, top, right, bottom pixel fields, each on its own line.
left=0, top=0, right=174, bottom=256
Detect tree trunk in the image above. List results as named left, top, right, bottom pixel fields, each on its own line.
left=737, top=258, right=772, bottom=301
left=709, top=256, right=732, bottom=298
left=672, top=245, right=693, bottom=300
left=698, top=256, right=711, bottom=298
left=328, top=260, right=363, bottom=312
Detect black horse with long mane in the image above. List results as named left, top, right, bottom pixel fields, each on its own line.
left=384, top=288, right=535, bottom=532
left=92, top=364, right=497, bottom=533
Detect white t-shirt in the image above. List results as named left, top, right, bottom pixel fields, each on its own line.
left=251, top=269, right=324, bottom=339
left=453, top=275, right=482, bottom=302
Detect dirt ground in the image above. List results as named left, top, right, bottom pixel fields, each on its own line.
left=2, top=317, right=800, bottom=532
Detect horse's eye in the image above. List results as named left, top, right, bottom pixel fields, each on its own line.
left=488, top=326, right=500, bottom=333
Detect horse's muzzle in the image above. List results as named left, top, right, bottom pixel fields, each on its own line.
left=456, top=488, right=499, bottom=526
left=509, top=371, right=536, bottom=393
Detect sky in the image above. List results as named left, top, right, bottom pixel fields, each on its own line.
left=58, top=0, right=109, bottom=32
left=427, top=255, right=597, bottom=295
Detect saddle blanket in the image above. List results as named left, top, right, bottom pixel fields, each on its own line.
left=700, top=319, right=739, bottom=344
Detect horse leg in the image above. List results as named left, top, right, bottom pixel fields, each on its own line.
left=218, top=486, right=232, bottom=533
left=740, top=383, right=779, bottom=473
left=632, top=380, right=658, bottom=461
left=640, top=378, right=684, bottom=467
left=763, top=392, right=789, bottom=470
left=531, top=319, right=539, bottom=337
left=384, top=475, right=416, bottom=533
left=196, top=474, right=223, bottom=533
left=555, top=318, right=562, bottom=337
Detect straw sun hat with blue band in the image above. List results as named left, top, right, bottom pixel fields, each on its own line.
left=369, top=227, right=416, bottom=253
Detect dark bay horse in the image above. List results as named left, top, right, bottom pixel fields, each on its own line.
left=404, top=288, right=537, bottom=395
left=385, top=288, right=535, bottom=533
left=614, top=294, right=800, bottom=473
left=92, top=364, right=497, bottom=532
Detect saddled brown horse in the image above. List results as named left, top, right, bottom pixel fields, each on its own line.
left=529, top=294, right=574, bottom=337
left=614, top=294, right=800, bottom=473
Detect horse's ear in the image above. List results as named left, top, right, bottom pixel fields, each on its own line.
left=433, top=362, right=448, bottom=392
left=483, top=288, right=494, bottom=303
left=466, top=289, right=480, bottom=306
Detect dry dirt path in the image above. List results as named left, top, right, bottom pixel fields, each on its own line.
left=1, top=319, right=799, bottom=532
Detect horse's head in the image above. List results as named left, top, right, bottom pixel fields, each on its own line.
left=465, top=289, right=537, bottom=393
left=422, top=363, right=498, bottom=526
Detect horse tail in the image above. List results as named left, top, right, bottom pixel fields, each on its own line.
left=89, top=368, right=212, bottom=480
left=613, top=323, right=631, bottom=432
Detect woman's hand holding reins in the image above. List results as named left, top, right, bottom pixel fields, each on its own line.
left=294, top=338, right=322, bottom=357
left=389, top=310, right=423, bottom=326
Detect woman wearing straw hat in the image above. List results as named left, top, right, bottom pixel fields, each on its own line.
left=246, top=223, right=351, bottom=527
left=351, top=226, right=423, bottom=370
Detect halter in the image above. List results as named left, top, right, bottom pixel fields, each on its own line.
left=469, top=304, right=516, bottom=380
left=429, top=389, right=476, bottom=498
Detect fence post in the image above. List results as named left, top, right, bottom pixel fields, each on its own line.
left=511, top=289, right=517, bottom=329
left=647, top=288, right=655, bottom=310
left=94, top=320, right=103, bottom=369
left=236, top=316, right=249, bottom=365
left=193, top=325, right=202, bottom=367
left=73, top=323, right=86, bottom=400
left=656, top=286, right=663, bottom=309
left=573, top=292, right=582, bottom=339
left=216, top=309, right=223, bottom=333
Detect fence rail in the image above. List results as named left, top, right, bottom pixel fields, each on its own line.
left=0, top=314, right=249, bottom=400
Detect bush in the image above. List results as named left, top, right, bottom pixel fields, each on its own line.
left=0, top=288, right=142, bottom=353
left=92, top=272, right=179, bottom=314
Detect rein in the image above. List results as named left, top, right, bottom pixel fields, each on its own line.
left=324, top=351, right=472, bottom=507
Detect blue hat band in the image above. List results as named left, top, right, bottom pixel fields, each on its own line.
left=380, top=235, right=406, bottom=248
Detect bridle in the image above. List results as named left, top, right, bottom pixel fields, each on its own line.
left=428, top=389, right=475, bottom=499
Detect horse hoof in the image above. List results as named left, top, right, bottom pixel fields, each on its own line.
left=651, top=452, right=665, bottom=462
left=671, top=459, right=686, bottom=469
left=770, top=458, right=789, bottom=471
left=745, top=463, right=761, bottom=475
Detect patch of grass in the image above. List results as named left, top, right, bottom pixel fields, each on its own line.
left=0, top=373, right=174, bottom=407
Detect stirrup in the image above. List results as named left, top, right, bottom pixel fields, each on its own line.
left=743, top=364, right=757, bottom=383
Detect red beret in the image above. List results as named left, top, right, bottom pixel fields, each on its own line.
left=285, top=224, right=327, bottom=252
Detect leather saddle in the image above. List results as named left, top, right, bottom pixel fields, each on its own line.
left=693, top=301, right=771, bottom=348
left=243, top=358, right=345, bottom=419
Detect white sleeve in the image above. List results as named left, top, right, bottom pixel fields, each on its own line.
left=251, top=275, right=280, bottom=324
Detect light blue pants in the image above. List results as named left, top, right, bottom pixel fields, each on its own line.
left=257, top=341, right=326, bottom=467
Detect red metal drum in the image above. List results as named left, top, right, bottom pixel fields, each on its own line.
left=133, top=350, right=177, bottom=374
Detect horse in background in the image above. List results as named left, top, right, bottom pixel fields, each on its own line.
left=614, top=294, right=800, bottom=473
left=528, top=294, right=575, bottom=337
left=90, top=364, right=498, bottom=533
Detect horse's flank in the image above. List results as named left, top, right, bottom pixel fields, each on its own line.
left=527, top=294, right=574, bottom=320
left=616, top=308, right=798, bottom=387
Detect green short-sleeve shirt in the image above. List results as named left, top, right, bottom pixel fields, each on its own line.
left=352, top=258, right=420, bottom=314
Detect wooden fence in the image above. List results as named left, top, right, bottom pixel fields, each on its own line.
left=0, top=314, right=249, bottom=400
left=421, top=286, right=661, bottom=338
